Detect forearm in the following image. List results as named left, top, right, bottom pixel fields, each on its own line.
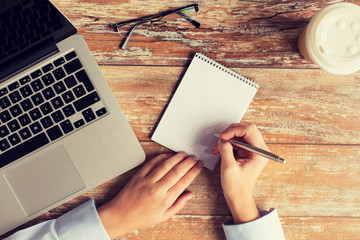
left=225, top=196, right=260, bottom=224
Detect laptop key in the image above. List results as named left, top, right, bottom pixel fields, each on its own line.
left=0, top=133, right=49, bottom=168
left=65, top=51, right=77, bottom=61
left=96, top=107, right=107, bottom=117
left=53, top=67, right=66, bottom=80
left=8, top=82, right=20, bottom=91
left=29, top=108, right=42, bottom=121
left=19, top=85, right=33, bottom=98
left=31, top=93, right=44, bottom=106
left=74, top=119, right=85, bottom=128
left=62, top=105, right=75, bottom=117
left=0, top=110, right=12, bottom=123
left=8, top=91, right=22, bottom=104
left=46, top=125, right=63, bottom=141
left=9, top=104, right=23, bottom=117
left=0, top=88, right=8, bottom=97
left=51, top=110, right=64, bottom=123
left=64, top=58, right=82, bottom=75
left=19, top=76, right=31, bottom=85
left=0, top=96, right=11, bottom=109
left=53, top=57, right=65, bottom=67
left=30, top=69, right=42, bottom=79
left=30, top=79, right=44, bottom=92
left=64, top=75, right=77, bottom=88
left=51, top=96, right=64, bottom=109
left=53, top=81, right=66, bottom=94
left=60, top=120, right=74, bottom=134
left=8, top=133, right=21, bottom=146
left=7, top=119, right=20, bottom=132
left=42, top=86, right=55, bottom=100
left=41, top=73, right=55, bottom=86
left=29, top=122, right=42, bottom=135
left=20, top=99, right=34, bottom=112
left=40, top=102, right=53, bottom=115
left=19, top=127, right=32, bottom=141
left=18, top=113, right=31, bottom=127
left=73, top=91, right=100, bottom=112
left=73, top=85, right=86, bottom=98
left=0, top=125, right=10, bottom=138
left=75, top=69, right=94, bottom=92
left=40, top=116, right=53, bottom=129
left=0, top=139, right=10, bottom=152
left=82, top=108, right=96, bottom=122
left=62, top=90, right=75, bottom=104
left=42, top=63, right=54, bottom=73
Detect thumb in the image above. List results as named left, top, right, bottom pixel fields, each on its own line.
left=218, top=140, right=236, bottom=168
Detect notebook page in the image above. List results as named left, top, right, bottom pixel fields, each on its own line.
left=152, top=53, right=258, bottom=170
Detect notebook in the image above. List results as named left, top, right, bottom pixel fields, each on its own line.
left=151, top=53, right=259, bottom=170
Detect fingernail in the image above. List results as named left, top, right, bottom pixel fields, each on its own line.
left=186, top=194, right=193, bottom=201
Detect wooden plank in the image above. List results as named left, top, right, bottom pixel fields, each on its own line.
left=51, top=0, right=360, bottom=68
left=99, top=66, right=360, bottom=144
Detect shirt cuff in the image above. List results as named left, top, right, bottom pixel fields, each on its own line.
left=56, top=199, right=111, bottom=240
left=222, top=208, right=286, bottom=240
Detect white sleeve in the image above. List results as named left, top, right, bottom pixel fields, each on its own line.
left=222, top=208, right=286, bottom=240
left=5, top=200, right=111, bottom=240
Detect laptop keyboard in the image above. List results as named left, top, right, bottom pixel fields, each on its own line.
left=0, top=51, right=108, bottom=168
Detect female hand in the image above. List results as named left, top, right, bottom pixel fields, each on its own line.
left=211, top=123, right=269, bottom=224
left=98, top=152, right=203, bottom=239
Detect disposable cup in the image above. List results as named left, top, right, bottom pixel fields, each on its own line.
left=298, top=3, right=360, bottom=75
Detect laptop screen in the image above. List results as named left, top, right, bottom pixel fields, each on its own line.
left=0, top=0, right=77, bottom=81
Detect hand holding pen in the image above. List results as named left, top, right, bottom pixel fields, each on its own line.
left=210, top=123, right=279, bottom=224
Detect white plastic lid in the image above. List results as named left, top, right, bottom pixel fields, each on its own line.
left=306, top=3, right=360, bottom=75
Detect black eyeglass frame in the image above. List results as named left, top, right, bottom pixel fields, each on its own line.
left=112, top=4, right=200, bottom=49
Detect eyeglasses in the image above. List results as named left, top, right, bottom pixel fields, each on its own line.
left=112, top=4, right=200, bottom=49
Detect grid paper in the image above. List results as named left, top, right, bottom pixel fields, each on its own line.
left=151, top=53, right=258, bottom=170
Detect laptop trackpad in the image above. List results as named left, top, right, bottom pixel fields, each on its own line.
left=4, top=145, right=85, bottom=216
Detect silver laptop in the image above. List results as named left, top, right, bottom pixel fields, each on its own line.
left=0, top=0, right=145, bottom=235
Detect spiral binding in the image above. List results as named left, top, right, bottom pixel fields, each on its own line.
left=194, top=53, right=259, bottom=89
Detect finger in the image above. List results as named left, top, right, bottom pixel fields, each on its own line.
left=163, top=192, right=193, bottom=219
left=220, top=122, right=250, bottom=134
left=148, top=152, right=188, bottom=182
left=210, top=142, right=219, bottom=155
left=220, top=126, right=248, bottom=141
left=167, top=160, right=203, bottom=198
left=137, top=153, right=173, bottom=178
left=160, top=156, right=199, bottom=188
left=219, top=140, right=237, bottom=169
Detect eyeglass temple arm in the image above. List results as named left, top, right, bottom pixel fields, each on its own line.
left=113, top=4, right=200, bottom=31
left=120, top=20, right=148, bottom=50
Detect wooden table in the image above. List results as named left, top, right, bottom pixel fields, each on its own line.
left=2, top=0, right=360, bottom=239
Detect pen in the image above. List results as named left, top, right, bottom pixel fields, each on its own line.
left=214, top=134, right=286, bottom=164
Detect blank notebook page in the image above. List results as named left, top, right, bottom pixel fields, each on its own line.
left=152, top=53, right=259, bottom=170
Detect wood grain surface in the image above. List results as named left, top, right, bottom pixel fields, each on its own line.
left=2, top=0, right=360, bottom=239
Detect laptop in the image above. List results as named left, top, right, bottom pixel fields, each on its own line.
left=0, top=0, right=145, bottom=235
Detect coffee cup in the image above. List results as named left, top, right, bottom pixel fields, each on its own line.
left=298, top=3, right=360, bottom=75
